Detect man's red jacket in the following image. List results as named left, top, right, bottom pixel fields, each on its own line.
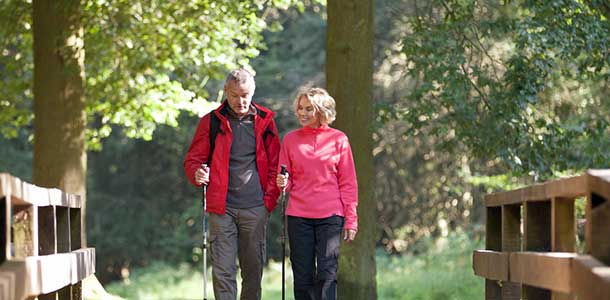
left=184, top=101, right=281, bottom=214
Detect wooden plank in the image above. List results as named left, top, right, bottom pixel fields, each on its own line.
left=485, top=175, right=586, bottom=207
left=485, top=188, right=526, bottom=207
left=571, top=255, right=610, bottom=300
left=0, top=174, right=10, bottom=198
left=0, top=261, right=27, bottom=300
left=502, top=204, right=522, bottom=299
left=509, top=252, right=575, bottom=293
left=587, top=169, right=610, bottom=202
left=0, top=248, right=96, bottom=299
left=0, top=173, right=82, bottom=209
left=473, top=250, right=509, bottom=281
left=587, top=170, right=610, bottom=257
left=70, top=248, right=96, bottom=284
left=545, top=175, right=587, bottom=200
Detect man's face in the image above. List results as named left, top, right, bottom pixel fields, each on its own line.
left=224, top=80, right=254, bottom=117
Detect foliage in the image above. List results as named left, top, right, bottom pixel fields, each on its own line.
left=376, top=231, right=483, bottom=300
left=103, top=259, right=295, bottom=300
left=0, top=0, right=321, bottom=149
left=372, top=0, right=610, bottom=254
left=394, top=0, right=610, bottom=179
left=83, top=4, right=327, bottom=282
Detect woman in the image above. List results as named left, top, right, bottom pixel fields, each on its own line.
left=276, top=87, right=358, bottom=300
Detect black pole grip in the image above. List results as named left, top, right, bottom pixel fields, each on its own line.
left=280, top=164, right=287, bottom=175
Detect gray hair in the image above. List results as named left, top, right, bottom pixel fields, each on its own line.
left=293, top=87, right=336, bottom=125
left=225, top=68, right=255, bottom=88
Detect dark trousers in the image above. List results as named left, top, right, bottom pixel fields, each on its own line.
left=208, top=205, right=268, bottom=300
left=288, top=215, right=344, bottom=300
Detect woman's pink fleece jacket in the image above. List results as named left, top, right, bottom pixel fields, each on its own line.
left=278, top=125, right=358, bottom=231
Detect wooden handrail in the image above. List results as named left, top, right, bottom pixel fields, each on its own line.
left=0, top=173, right=95, bottom=300
left=473, top=170, right=610, bottom=300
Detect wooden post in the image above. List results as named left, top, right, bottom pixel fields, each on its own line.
left=39, top=292, right=57, bottom=300
left=524, top=201, right=551, bottom=299
left=486, top=206, right=502, bottom=300
left=589, top=193, right=610, bottom=265
left=551, top=197, right=575, bottom=300
left=1, top=197, right=5, bottom=264
left=58, top=285, right=71, bottom=300
left=502, top=204, right=522, bottom=300
left=72, top=282, right=82, bottom=300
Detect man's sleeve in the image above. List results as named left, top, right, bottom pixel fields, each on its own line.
left=183, top=114, right=211, bottom=186
left=263, top=118, right=281, bottom=211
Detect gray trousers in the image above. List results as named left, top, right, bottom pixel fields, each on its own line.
left=209, top=205, right=268, bottom=300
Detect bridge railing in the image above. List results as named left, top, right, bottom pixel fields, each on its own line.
left=472, top=169, right=610, bottom=300
left=0, top=173, right=95, bottom=300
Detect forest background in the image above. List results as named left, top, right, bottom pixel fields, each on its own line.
left=1, top=0, right=609, bottom=299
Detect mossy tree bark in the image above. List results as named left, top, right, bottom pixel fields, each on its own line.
left=33, top=0, right=87, bottom=245
left=326, top=0, right=376, bottom=298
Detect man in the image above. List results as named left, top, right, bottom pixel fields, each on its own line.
left=184, top=68, right=280, bottom=300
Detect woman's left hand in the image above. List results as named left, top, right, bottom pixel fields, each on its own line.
left=343, top=229, right=357, bottom=243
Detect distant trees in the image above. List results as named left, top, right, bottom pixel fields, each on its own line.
left=0, top=0, right=321, bottom=281
left=388, top=0, right=610, bottom=179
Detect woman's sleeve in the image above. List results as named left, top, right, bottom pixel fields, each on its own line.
left=337, top=135, right=358, bottom=231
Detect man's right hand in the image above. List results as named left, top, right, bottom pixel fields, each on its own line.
left=195, top=165, right=210, bottom=185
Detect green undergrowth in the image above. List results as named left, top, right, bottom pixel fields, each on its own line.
left=102, top=232, right=483, bottom=300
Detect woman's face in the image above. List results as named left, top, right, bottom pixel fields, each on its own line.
left=296, top=96, right=321, bottom=128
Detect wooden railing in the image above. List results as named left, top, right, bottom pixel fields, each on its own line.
left=0, top=173, right=95, bottom=300
left=472, top=170, right=610, bottom=300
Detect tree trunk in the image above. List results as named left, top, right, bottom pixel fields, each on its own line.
left=326, top=0, right=376, bottom=299
left=33, top=0, right=87, bottom=245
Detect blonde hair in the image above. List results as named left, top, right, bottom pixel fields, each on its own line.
left=293, top=87, right=336, bottom=125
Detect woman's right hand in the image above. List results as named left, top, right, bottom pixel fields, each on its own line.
left=276, top=173, right=289, bottom=189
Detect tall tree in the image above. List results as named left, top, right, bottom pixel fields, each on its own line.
left=326, top=0, right=376, bottom=298
left=32, top=0, right=87, bottom=239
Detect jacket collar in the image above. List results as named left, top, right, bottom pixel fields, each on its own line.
left=214, top=100, right=275, bottom=122
left=301, top=124, right=330, bottom=133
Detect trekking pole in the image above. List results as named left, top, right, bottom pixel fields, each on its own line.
left=280, top=164, right=288, bottom=300
left=201, top=164, right=209, bottom=300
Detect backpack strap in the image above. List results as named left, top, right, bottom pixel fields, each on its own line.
left=207, top=112, right=220, bottom=166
